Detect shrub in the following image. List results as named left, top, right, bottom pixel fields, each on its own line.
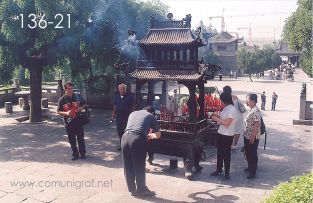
left=264, top=173, right=313, bottom=203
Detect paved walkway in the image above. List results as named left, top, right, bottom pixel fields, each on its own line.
left=0, top=68, right=312, bottom=203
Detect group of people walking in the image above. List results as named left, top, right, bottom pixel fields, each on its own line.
left=211, top=86, right=263, bottom=180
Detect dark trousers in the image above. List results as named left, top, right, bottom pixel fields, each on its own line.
left=271, top=101, right=276, bottom=110
left=121, top=132, right=146, bottom=192
left=244, top=138, right=259, bottom=175
left=216, top=134, right=234, bottom=175
left=116, top=115, right=128, bottom=144
left=66, top=124, right=85, bottom=157
left=261, top=101, right=266, bottom=110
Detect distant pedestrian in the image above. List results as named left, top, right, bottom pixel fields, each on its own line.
left=261, top=91, right=266, bottom=110
left=111, top=84, right=135, bottom=151
left=271, top=92, right=278, bottom=111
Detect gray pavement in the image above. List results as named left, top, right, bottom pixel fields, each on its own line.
left=0, top=68, right=312, bottom=203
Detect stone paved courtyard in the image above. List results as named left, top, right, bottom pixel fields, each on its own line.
left=0, top=69, right=312, bottom=203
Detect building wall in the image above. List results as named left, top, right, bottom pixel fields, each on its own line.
left=217, top=55, right=238, bottom=74
left=212, top=42, right=237, bottom=53
left=211, top=41, right=238, bottom=74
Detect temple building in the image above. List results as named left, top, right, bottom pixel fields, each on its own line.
left=209, top=31, right=239, bottom=74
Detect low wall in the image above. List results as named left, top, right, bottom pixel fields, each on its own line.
left=20, top=87, right=64, bottom=104
left=0, top=88, right=18, bottom=105
left=305, top=101, right=313, bottom=120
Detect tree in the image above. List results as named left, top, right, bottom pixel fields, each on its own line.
left=271, top=52, right=282, bottom=69
left=237, top=48, right=280, bottom=82
left=0, top=0, right=167, bottom=122
left=237, top=48, right=254, bottom=81
left=0, top=0, right=98, bottom=122
left=283, top=0, right=312, bottom=76
left=203, top=51, right=219, bottom=65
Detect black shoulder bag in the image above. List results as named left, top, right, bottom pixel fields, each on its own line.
left=75, top=94, right=91, bottom=125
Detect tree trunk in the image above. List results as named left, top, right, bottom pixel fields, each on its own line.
left=249, top=74, right=253, bottom=82
left=29, top=65, right=43, bottom=122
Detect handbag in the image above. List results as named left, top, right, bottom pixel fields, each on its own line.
left=77, top=106, right=90, bottom=125
left=237, top=99, right=246, bottom=113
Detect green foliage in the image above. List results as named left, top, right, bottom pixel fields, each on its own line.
left=283, top=0, right=312, bottom=77
left=0, top=0, right=168, bottom=85
left=203, top=51, right=219, bottom=65
left=237, top=48, right=281, bottom=80
left=264, top=173, right=313, bottom=203
left=0, top=47, right=17, bottom=84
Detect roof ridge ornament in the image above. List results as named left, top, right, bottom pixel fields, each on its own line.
left=183, top=14, right=192, bottom=28
left=167, top=13, right=173, bottom=21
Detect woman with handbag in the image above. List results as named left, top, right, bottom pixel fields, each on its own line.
left=244, top=94, right=262, bottom=179
left=210, top=92, right=236, bottom=179
left=223, top=86, right=245, bottom=150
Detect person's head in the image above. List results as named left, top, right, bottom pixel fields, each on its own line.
left=223, top=85, right=232, bottom=95
left=246, top=94, right=257, bottom=108
left=220, top=92, right=233, bottom=106
left=64, top=81, right=74, bottom=96
left=263, top=91, right=265, bottom=94
left=118, top=84, right=127, bottom=96
left=143, top=106, right=155, bottom=115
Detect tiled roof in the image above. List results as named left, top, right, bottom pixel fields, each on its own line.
left=139, top=28, right=197, bottom=46
left=210, top=32, right=237, bottom=43
left=276, top=42, right=301, bottom=55
left=131, top=68, right=203, bottom=81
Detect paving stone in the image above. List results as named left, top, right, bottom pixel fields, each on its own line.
left=32, top=189, right=59, bottom=202
left=0, top=193, right=27, bottom=203
left=0, top=69, right=312, bottom=203
left=22, top=198, right=44, bottom=203
left=0, top=190, right=7, bottom=198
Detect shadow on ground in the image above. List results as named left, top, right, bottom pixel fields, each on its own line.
left=0, top=108, right=312, bottom=200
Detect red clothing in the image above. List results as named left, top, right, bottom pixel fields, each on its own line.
left=181, top=103, right=188, bottom=115
left=205, top=94, right=214, bottom=110
left=214, top=97, right=221, bottom=111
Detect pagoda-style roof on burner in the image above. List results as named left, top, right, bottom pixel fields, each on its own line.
left=131, top=64, right=221, bottom=81
left=131, top=68, right=203, bottom=81
left=139, top=28, right=198, bottom=46
left=138, top=15, right=203, bottom=47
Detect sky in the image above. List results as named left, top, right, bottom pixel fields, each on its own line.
left=143, top=0, right=298, bottom=45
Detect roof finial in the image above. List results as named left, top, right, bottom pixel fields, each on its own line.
left=167, top=13, right=173, bottom=21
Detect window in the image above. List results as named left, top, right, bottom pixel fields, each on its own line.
left=217, top=45, right=227, bottom=51
left=161, top=51, right=165, bottom=60
left=187, top=49, right=190, bottom=61
left=180, top=50, right=184, bottom=61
